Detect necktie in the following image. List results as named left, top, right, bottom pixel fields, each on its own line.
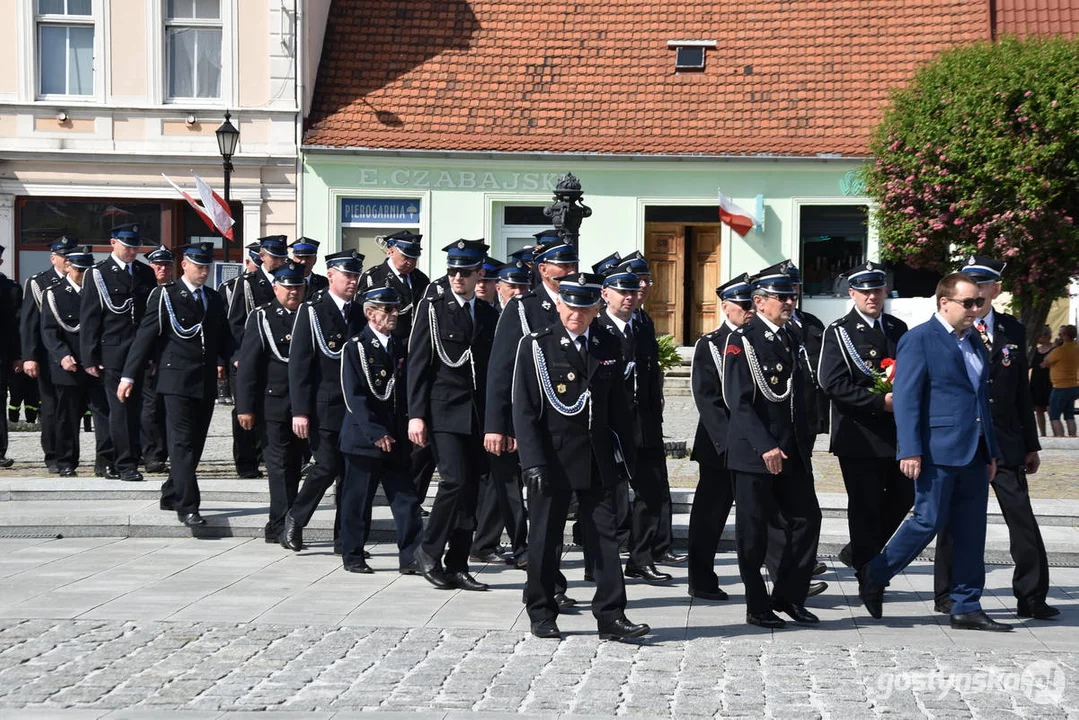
left=577, top=335, right=588, bottom=359
left=193, top=288, right=204, bottom=319
left=463, top=300, right=474, bottom=334
left=343, top=301, right=351, bottom=322
left=126, top=263, right=133, bottom=277
left=974, top=318, right=992, bottom=352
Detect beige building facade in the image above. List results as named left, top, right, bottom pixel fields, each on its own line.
left=0, top=0, right=329, bottom=282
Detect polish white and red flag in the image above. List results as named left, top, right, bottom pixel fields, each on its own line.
left=718, top=191, right=759, bottom=237
left=163, top=173, right=235, bottom=241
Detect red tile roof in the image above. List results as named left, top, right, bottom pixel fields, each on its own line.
left=995, top=0, right=1079, bottom=38
left=305, top=1, right=991, bottom=157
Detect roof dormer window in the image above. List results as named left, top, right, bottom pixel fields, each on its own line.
left=668, top=40, right=715, bottom=72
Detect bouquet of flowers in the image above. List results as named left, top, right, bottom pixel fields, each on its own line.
left=871, top=358, right=895, bottom=394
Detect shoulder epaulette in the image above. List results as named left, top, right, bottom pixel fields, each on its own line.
left=530, top=327, right=553, bottom=339
left=162, top=281, right=176, bottom=288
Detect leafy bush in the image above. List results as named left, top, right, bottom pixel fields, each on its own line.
left=656, top=334, right=681, bottom=373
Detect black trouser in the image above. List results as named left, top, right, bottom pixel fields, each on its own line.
left=471, top=450, right=528, bottom=561
left=422, top=431, right=486, bottom=573
left=54, top=382, right=113, bottom=471
left=839, top=455, right=914, bottom=571
left=230, top=370, right=261, bottom=475
left=735, top=467, right=822, bottom=615
left=37, top=366, right=60, bottom=466
left=527, top=480, right=627, bottom=626
left=341, top=453, right=423, bottom=567
left=0, top=363, right=9, bottom=457
left=411, top=443, right=437, bottom=503
left=262, top=417, right=305, bottom=539
left=140, top=372, right=168, bottom=466
left=627, top=446, right=674, bottom=566
left=9, top=371, right=40, bottom=423
left=104, top=369, right=142, bottom=475
left=687, top=460, right=736, bottom=592
left=160, top=394, right=215, bottom=517
left=934, top=464, right=1050, bottom=608
left=288, top=423, right=343, bottom=543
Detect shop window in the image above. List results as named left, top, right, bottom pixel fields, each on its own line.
left=165, top=0, right=222, bottom=100
left=799, top=205, right=868, bottom=297
left=37, top=0, right=95, bottom=97
left=339, top=197, right=421, bottom=270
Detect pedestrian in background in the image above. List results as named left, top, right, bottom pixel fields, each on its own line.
left=1028, top=326, right=1053, bottom=437
left=1043, top=324, right=1079, bottom=438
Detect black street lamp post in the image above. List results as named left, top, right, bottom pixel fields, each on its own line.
left=215, top=110, right=240, bottom=262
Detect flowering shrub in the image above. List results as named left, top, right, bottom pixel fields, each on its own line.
left=864, top=36, right=1079, bottom=339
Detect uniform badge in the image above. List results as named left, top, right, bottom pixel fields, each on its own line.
left=380, top=369, right=387, bottom=377
left=1002, top=346, right=1012, bottom=367
left=285, top=333, right=291, bottom=341
left=856, top=323, right=865, bottom=331
left=770, top=376, right=779, bottom=385
left=276, top=308, right=283, bottom=316
left=764, top=331, right=774, bottom=341
left=542, top=300, right=552, bottom=311
left=775, top=363, right=783, bottom=371
left=371, top=339, right=380, bottom=348
left=592, top=336, right=599, bottom=345
left=328, top=341, right=336, bottom=349
left=560, top=336, right=570, bottom=346
left=869, top=349, right=877, bottom=357
left=180, top=290, right=188, bottom=298
left=567, top=371, right=576, bottom=381
left=556, top=384, right=567, bottom=393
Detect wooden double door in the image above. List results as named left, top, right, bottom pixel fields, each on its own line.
left=643, top=222, right=723, bottom=346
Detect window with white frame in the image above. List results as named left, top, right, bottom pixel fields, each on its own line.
left=37, top=0, right=95, bottom=97
left=165, top=0, right=222, bottom=100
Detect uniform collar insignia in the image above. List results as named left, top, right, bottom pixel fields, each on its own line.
left=763, top=330, right=774, bottom=341
left=275, top=308, right=283, bottom=315
left=180, top=290, right=188, bottom=297
left=541, top=300, right=552, bottom=310
left=371, top=338, right=380, bottom=348
left=592, top=335, right=599, bottom=345
left=856, top=323, right=865, bottom=330
left=560, top=336, right=570, bottom=346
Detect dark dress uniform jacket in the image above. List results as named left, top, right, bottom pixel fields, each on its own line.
left=789, top=308, right=828, bottom=434
left=227, top=268, right=276, bottom=345
left=723, top=315, right=813, bottom=474
left=234, top=300, right=298, bottom=423
left=339, top=325, right=411, bottom=470
left=307, top=273, right=329, bottom=294
left=288, top=289, right=364, bottom=431
left=817, top=309, right=908, bottom=458
left=80, top=258, right=157, bottom=372
left=40, top=282, right=94, bottom=386
left=21, top=269, right=62, bottom=365
left=984, top=312, right=1041, bottom=466
left=690, top=323, right=737, bottom=467
left=512, top=323, right=635, bottom=491
left=0, top=272, right=22, bottom=365
left=407, top=289, right=497, bottom=434
left=485, top=288, right=560, bottom=436
left=631, top=308, right=664, bottom=448
left=359, top=261, right=430, bottom=343
left=122, top=282, right=232, bottom=399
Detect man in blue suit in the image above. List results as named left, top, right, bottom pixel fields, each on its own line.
left=856, top=272, right=1010, bottom=631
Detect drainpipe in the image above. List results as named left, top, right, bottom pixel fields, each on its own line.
left=294, top=0, right=304, bottom=242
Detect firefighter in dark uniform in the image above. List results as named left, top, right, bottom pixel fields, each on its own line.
left=408, top=239, right=497, bottom=592
left=284, top=250, right=366, bottom=550
left=933, top=256, right=1057, bottom=619
left=357, top=231, right=433, bottom=501
left=512, top=272, right=648, bottom=641
left=338, top=283, right=424, bottom=574
left=235, top=261, right=307, bottom=544
left=686, top=273, right=755, bottom=600
left=621, top=252, right=685, bottom=566
left=484, top=240, right=579, bottom=606
left=290, top=237, right=329, bottom=293
left=140, top=244, right=175, bottom=474
left=118, top=242, right=232, bottom=528
left=21, top=235, right=77, bottom=472
left=470, top=261, right=532, bottom=567
left=216, top=243, right=260, bottom=407
left=80, top=224, right=156, bottom=483
left=0, top=246, right=22, bottom=468
left=39, top=247, right=114, bottom=477
left=816, top=261, right=912, bottom=582
left=723, top=263, right=823, bottom=628
left=228, top=235, right=289, bottom=478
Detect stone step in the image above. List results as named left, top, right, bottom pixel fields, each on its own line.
left=2, top=499, right=1079, bottom=566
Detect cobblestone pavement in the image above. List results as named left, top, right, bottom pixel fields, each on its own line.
left=0, top=537, right=1077, bottom=718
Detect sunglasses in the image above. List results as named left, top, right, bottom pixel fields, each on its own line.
left=946, top=296, right=987, bottom=310
left=447, top=267, right=478, bottom=278
left=765, top=293, right=796, bottom=304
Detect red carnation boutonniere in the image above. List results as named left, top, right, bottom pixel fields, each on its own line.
left=872, top=358, right=895, bottom=394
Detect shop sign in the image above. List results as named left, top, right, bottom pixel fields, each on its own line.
left=348, top=168, right=563, bottom=192
left=341, top=198, right=421, bottom=225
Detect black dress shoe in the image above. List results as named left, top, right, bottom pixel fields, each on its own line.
left=773, top=599, right=820, bottom=624
left=96, top=465, right=121, bottom=480
left=159, top=498, right=176, bottom=511
left=448, top=571, right=489, bottom=591
left=689, top=587, right=729, bottom=601
left=654, top=550, right=689, bottom=565
left=812, top=561, right=827, bottom=576
left=625, top=563, right=673, bottom=584
left=281, top=515, right=303, bottom=551
left=1017, top=601, right=1060, bottom=620
left=807, top=581, right=828, bottom=597
left=934, top=599, right=953, bottom=615
left=237, top=470, right=264, bottom=479
left=746, top=611, right=787, bottom=629
left=583, top=570, right=595, bottom=583
left=144, top=461, right=169, bottom=474
left=119, top=470, right=145, bottom=483
left=856, top=567, right=884, bottom=619
left=469, top=551, right=506, bottom=564
left=555, top=592, right=577, bottom=609
left=399, top=561, right=420, bottom=575
left=598, top=616, right=650, bottom=640
left=343, top=561, right=374, bottom=574
left=0, top=456, right=13, bottom=468
left=531, top=619, right=561, bottom=639
left=179, top=512, right=206, bottom=527
left=950, top=610, right=1013, bottom=632
left=413, top=548, right=454, bottom=589
left=58, top=467, right=77, bottom=477
left=46, top=463, right=59, bottom=474
left=838, top=544, right=853, bottom=568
